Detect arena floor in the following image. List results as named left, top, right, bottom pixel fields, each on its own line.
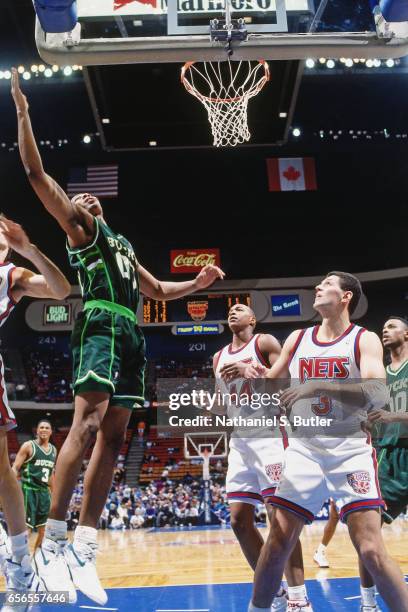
left=2, top=520, right=407, bottom=611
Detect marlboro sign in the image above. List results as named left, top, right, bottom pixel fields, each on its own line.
left=170, top=249, right=221, bottom=274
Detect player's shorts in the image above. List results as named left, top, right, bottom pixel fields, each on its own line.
left=71, top=301, right=146, bottom=410
left=377, top=445, right=408, bottom=523
left=269, top=437, right=385, bottom=524
left=23, top=486, right=51, bottom=529
left=0, top=354, right=16, bottom=432
left=226, top=435, right=288, bottom=507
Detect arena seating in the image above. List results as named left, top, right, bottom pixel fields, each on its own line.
left=7, top=430, right=20, bottom=456
left=22, top=348, right=73, bottom=403
left=139, top=428, right=227, bottom=484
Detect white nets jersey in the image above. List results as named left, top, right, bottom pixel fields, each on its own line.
left=0, top=262, right=17, bottom=432
left=288, top=323, right=367, bottom=438
left=271, top=323, right=384, bottom=522
left=215, top=334, right=288, bottom=505
left=0, top=263, right=16, bottom=328
left=215, top=333, right=268, bottom=414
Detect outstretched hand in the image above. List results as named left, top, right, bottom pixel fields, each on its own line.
left=11, top=68, right=29, bottom=113
left=219, top=360, right=250, bottom=382
left=194, top=264, right=225, bottom=289
left=0, top=216, right=32, bottom=257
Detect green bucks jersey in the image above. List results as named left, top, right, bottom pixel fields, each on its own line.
left=21, top=440, right=57, bottom=490
left=378, top=361, right=408, bottom=448
left=67, top=218, right=140, bottom=313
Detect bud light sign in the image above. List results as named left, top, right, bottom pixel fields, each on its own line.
left=271, top=294, right=301, bottom=317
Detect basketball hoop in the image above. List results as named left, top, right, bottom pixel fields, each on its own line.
left=181, top=59, right=270, bottom=147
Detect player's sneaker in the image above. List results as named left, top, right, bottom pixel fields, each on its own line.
left=1, top=554, right=45, bottom=612
left=287, top=601, right=313, bottom=611
left=360, top=606, right=381, bottom=611
left=271, top=589, right=288, bottom=611
left=0, top=523, right=11, bottom=573
left=33, top=538, right=77, bottom=604
left=313, top=547, right=329, bottom=568
left=64, top=541, right=107, bottom=605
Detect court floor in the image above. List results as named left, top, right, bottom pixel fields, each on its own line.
left=1, top=520, right=407, bottom=611
left=31, top=578, right=395, bottom=611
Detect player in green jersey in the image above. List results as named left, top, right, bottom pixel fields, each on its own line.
left=12, top=69, right=224, bottom=605
left=373, top=316, right=408, bottom=521
left=357, top=316, right=408, bottom=611
left=13, top=420, right=57, bottom=551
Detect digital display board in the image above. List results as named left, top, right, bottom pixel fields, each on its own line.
left=142, top=293, right=251, bottom=324
left=271, top=294, right=301, bottom=317
left=175, top=324, right=221, bottom=335
left=43, top=304, right=72, bottom=325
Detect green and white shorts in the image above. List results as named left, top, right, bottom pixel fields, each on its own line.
left=71, top=300, right=146, bottom=410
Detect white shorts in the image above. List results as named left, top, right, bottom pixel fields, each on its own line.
left=270, top=436, right=384, bottom=523
left=0, top=355, right=16, bottom=432
left=226, top=434, right=288, bottom=506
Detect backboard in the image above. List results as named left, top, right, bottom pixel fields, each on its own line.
left=184, top=432, right=227, bottom=459
left=35, top=0, right=408, bottom=65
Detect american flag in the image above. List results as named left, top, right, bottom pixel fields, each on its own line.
left=66, top=165, right=118, bottom=199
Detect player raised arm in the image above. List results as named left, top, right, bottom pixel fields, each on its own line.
left=219, top=333, right=282, bottom=381
left=11, top=69, right=94, bottom=247
left=12, top=441, right=33, bottom=477
left=138, top=263, right=225, bottom=300
left=244, top=329, right=301, bottom=380
left=1, top=216, right=71, bottom=301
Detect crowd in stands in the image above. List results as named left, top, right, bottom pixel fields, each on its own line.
left=16, top=352, right=213, bottom=405
left=8, top=350, right=245, bottom=530
left=23, top=348, right=73, bottom=403
left=145, top=358, right=214, bottom=406
left=65, top=435, right=234, bottom=530
left=67, top=478, right=237, bottom=530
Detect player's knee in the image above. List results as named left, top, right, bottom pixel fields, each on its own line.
left=230, top=509, right=254, bottom=535
left=102, top=428, right=125, bottom=452
left=0, top=463, right=14, bottom=491
left=78, top=412, right=102, bottom=439
left=261, top=530, right=289, bottom=564
left=356, top=540, right=385, bottom=572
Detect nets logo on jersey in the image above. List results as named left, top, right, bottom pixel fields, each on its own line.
left=347, top=471, right=371, bottom=494
left=299, top=357, right=350, bottom=382
left=265, top=463, right=282, bottom=484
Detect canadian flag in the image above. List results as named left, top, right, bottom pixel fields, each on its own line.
left=266, top=157, right=317, bottom=192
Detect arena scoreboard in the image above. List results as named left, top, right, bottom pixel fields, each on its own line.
left=141, top=293, right=251, bottom=325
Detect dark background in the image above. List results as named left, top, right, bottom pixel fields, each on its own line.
left=0, top=0, right=408, bottom=323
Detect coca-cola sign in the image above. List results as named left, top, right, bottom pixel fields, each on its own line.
left=170, top=249, right=221, bottom=273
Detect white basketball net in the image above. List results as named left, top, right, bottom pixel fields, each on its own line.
left=181, top=59, right=270, bottom=148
